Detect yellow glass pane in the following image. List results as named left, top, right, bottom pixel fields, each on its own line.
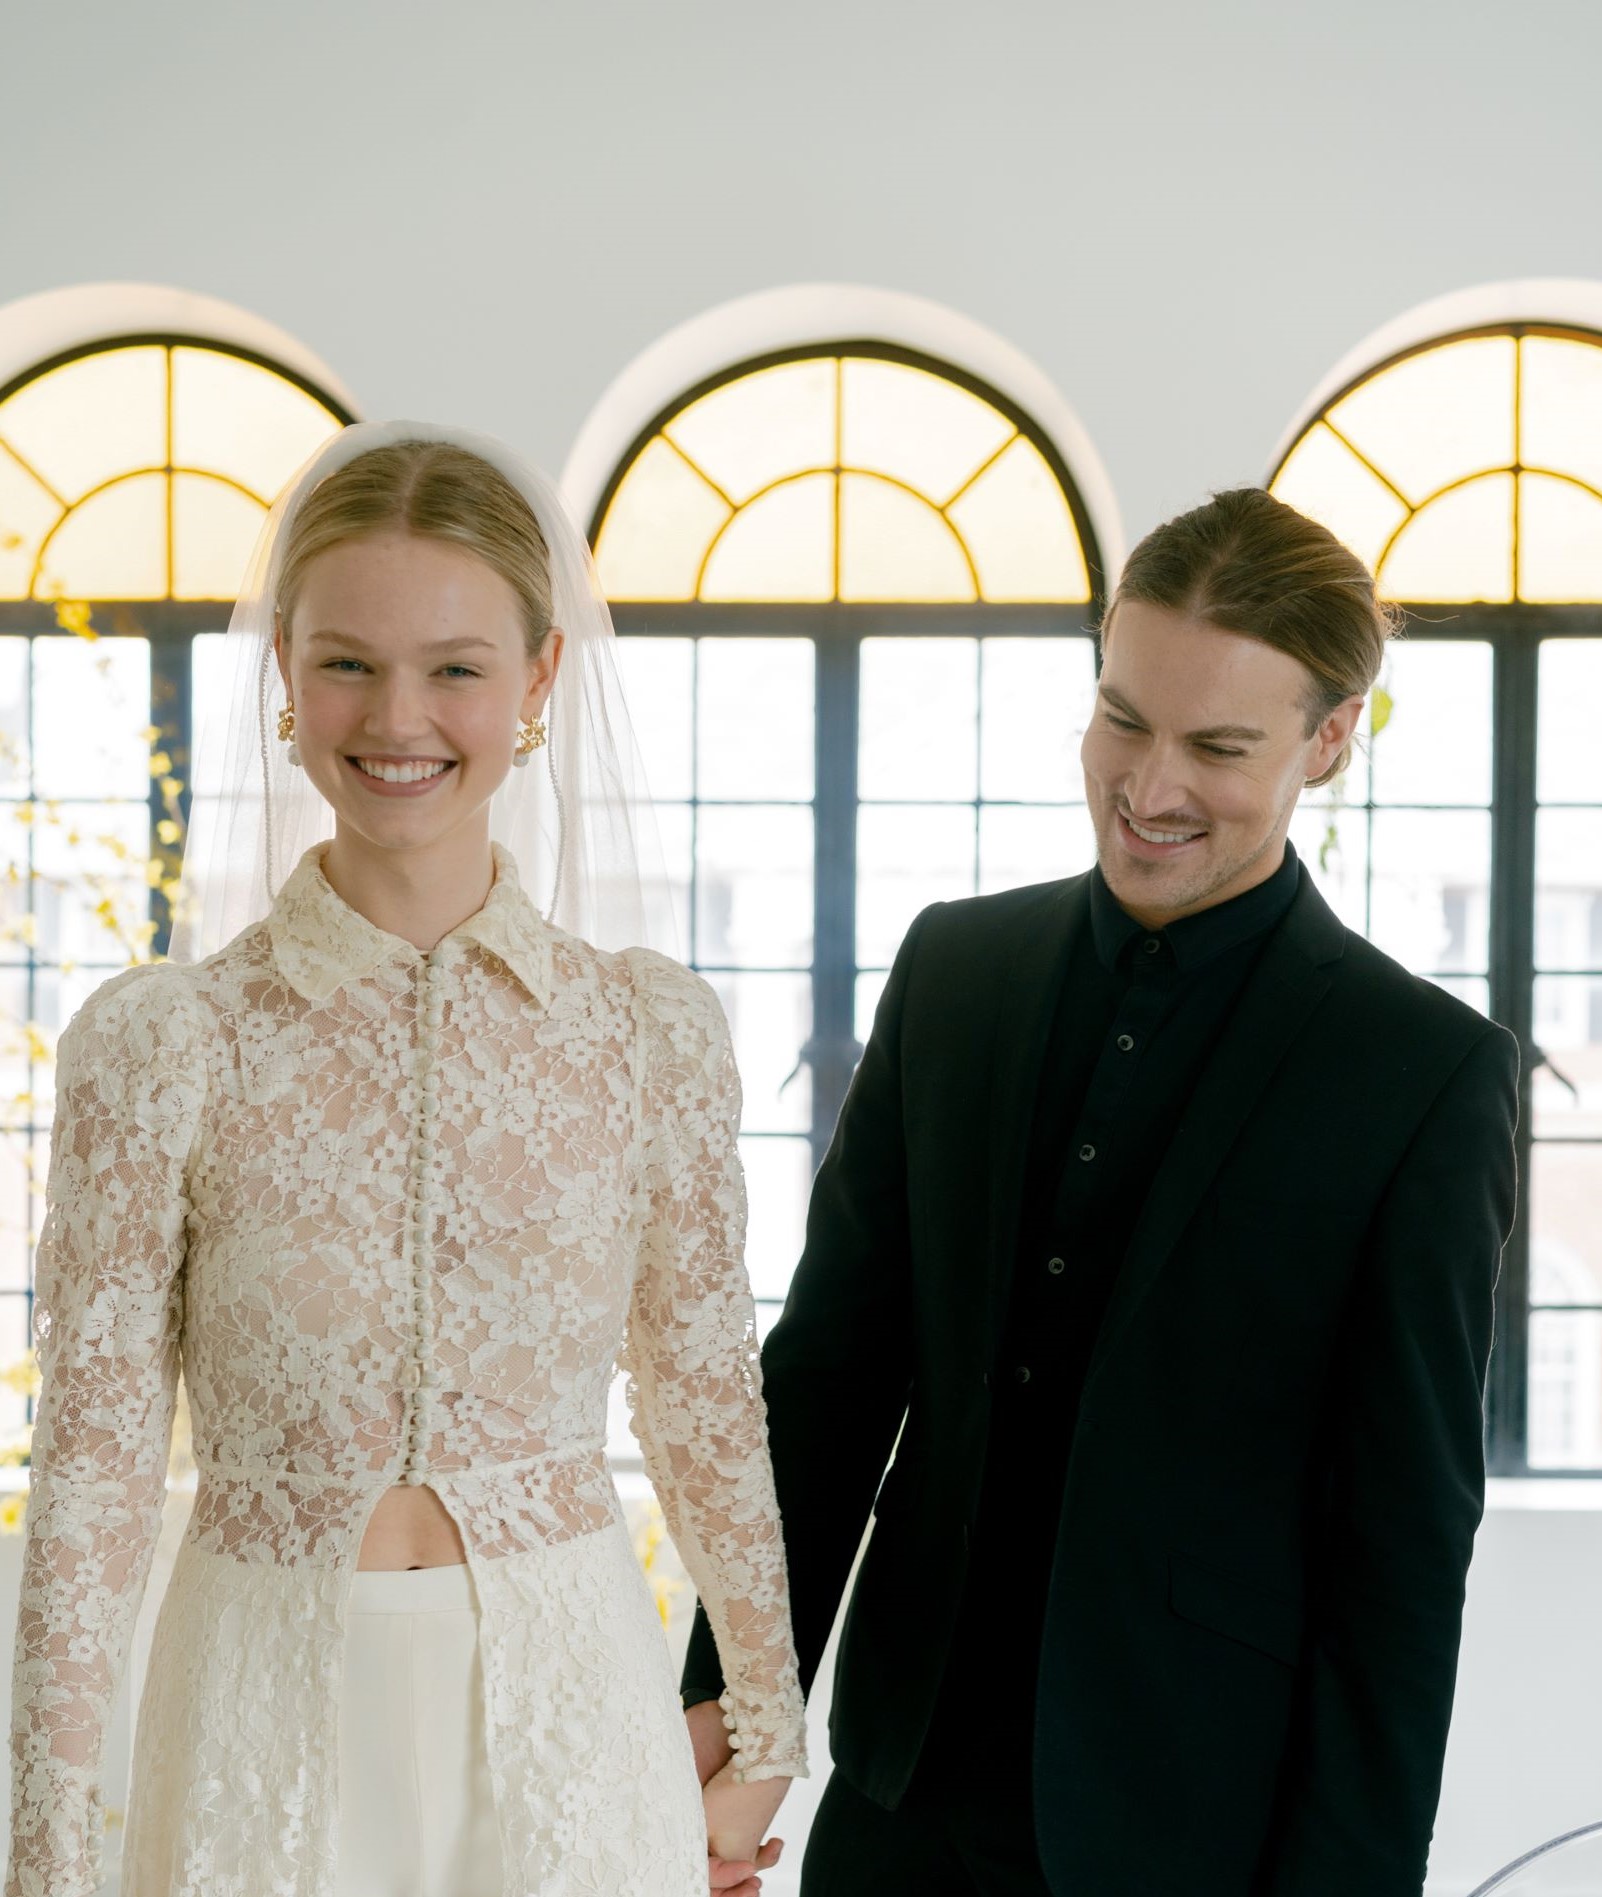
left=840, top=358, right=1015, bottom=505
left=664, top=359, right=836, bottom=506
left=1328, top=336, right=1516, bottom=506
left=701, top=473, right=835, bottom=602
left=1378, top=473, right=1514, bottom=603
left=172, top=348, right=342, bottom=500
left=947, top=437, right=1089, bottom=602
left=35, top=471, right=169, bottom=600
left=839, top=473, right=975, bottom=603
left=0, top=446, right=63, bottom=599
left=1270, top=423, right=1407, bottom=573
left=173, top=473, right=269, bottom=600
left=1520, top=336, right=1602, bottom=496
left=1518, top=472, right=1602, bottom=604
left=595, top=439, right=732, bottom=602
left=0, top=345, right=168, bottom=503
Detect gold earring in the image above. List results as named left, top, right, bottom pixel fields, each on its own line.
left=512, top=718, right=547, bottom=767
left=277, top=704, right=301, bottom=769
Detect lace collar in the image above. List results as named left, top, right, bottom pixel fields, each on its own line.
left=266, top=840, right=554, bottom=1004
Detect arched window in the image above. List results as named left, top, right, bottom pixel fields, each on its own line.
left=591, top=343, right=1109, bottom=1317
left=0, top=300, right=351, bottom=1430
left=1270, top=309, right=1602, bottom=1474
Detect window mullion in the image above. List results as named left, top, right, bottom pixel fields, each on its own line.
left=1485, top=624, right=1538, bottom=1474
left=148, top=630, right=192, bottom=960
left=809, top=618, right=860, bottom=1168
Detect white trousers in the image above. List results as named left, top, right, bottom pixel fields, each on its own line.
left=336, top=1563, right=504, bottom=1897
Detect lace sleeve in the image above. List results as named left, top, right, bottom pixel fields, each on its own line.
left=6, top=966, right=206, bottom=1897
left=620, top=951, right=808, bottom=1784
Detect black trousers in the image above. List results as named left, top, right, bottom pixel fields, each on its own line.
left=797, top=1684, right=1047, bottom=1889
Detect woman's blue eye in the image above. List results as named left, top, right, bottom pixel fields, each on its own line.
left=318, top=660, right=482, bottom=678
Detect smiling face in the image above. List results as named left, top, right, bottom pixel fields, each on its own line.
left=1080, top=599, right=1362, bottom=928
left=274, top=529, right=560, bottom=864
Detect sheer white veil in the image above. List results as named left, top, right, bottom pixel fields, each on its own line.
left=171, top=420, right=674, bottom=963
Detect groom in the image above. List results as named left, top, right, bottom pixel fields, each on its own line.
left=685, top=488, right=1519, bottom=1896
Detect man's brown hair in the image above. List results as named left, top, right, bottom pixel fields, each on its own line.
left=1105, top=488, right=1398, bottom=786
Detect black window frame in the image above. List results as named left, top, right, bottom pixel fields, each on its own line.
left=1269, top=317, right=1602, bottom=1478
left=0, top=330, right=354, bottom=1425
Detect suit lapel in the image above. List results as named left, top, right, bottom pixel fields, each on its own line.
left=1082, top=874, right=1347, bottom=1398
left=984, top=876, right=1088, bottom=1353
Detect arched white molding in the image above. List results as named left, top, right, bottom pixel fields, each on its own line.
left=1266, top=277, right=1602, bottom=478
left=561, top=284, right=1125, bottom=585
left=0, top=281, right=361, bottom=416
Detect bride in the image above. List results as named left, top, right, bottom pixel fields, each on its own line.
left=6, top=424, right=805, bottom=1897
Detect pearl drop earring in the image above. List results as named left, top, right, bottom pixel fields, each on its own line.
left=513, top=718, right=547, bottom=766
left=277, top=704, right=301, bottom=769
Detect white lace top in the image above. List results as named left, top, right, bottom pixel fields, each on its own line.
left=6, top=841, right=807, bottom=1896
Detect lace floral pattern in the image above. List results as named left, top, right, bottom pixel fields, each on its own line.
left=6, top=843, right=806, bottom=1897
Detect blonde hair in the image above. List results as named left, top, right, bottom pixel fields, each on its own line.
left=1105, top=487, right=1397, bottom=786
left=276, top=440, right=554, bottom=654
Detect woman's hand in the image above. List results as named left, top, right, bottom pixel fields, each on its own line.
left=703, top=1762, right=791, bottom=1870
left=707, top=1832, right=783, bottom=1897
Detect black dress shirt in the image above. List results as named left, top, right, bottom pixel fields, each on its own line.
left=918, top=844, right=1302, bottom=1785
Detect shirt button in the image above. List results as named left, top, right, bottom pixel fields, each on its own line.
left=403, top=1470, right=425, bottom=1486
left=401, top=1361, right=423, bottom=1391
left=1117, top=1033, right=1135, bottom=1052
left=1143, top=937, right=1161, bottom=956
left=1079, top=1143, right=1096, bottom=1162
left=1014, top=1365, right=1032, bottom=1385
left=1047, top=1255, right=1066, bottom=1275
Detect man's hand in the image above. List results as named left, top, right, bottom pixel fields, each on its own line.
left=689, top=1700, right=787, bottom=1896
left=688, top=1697, right=735, bottom=1784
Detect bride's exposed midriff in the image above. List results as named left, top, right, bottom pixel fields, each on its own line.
left=357, top=1483, right=468, bottom=1569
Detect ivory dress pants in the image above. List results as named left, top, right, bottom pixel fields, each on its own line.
left=336, top=1563, right=504, bottom=1896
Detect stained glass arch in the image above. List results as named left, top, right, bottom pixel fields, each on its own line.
left=1269, top=324, right=1602, bottom=604
left=0, top=336, right=351, bottom=603
left=591, top=346, right=1099, bottom=605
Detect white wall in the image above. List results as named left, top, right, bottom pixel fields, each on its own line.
left=1428, top=1489, right=1602, bottom=1892
left=2, top=0, right=1599, bottom=542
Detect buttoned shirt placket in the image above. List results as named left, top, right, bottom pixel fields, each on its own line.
left=400, top=944, right=447, bottom=1484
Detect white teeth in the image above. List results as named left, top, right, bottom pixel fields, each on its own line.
left=355, top=758, right=451, bottom=785
left=1127, top=815, right=1204, bottom=845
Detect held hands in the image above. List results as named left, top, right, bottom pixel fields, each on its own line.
left=689, top=1698, right=789, bottom=1897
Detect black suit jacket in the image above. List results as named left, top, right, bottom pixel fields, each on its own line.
left=684, top=867, right=1519, bottom=1897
